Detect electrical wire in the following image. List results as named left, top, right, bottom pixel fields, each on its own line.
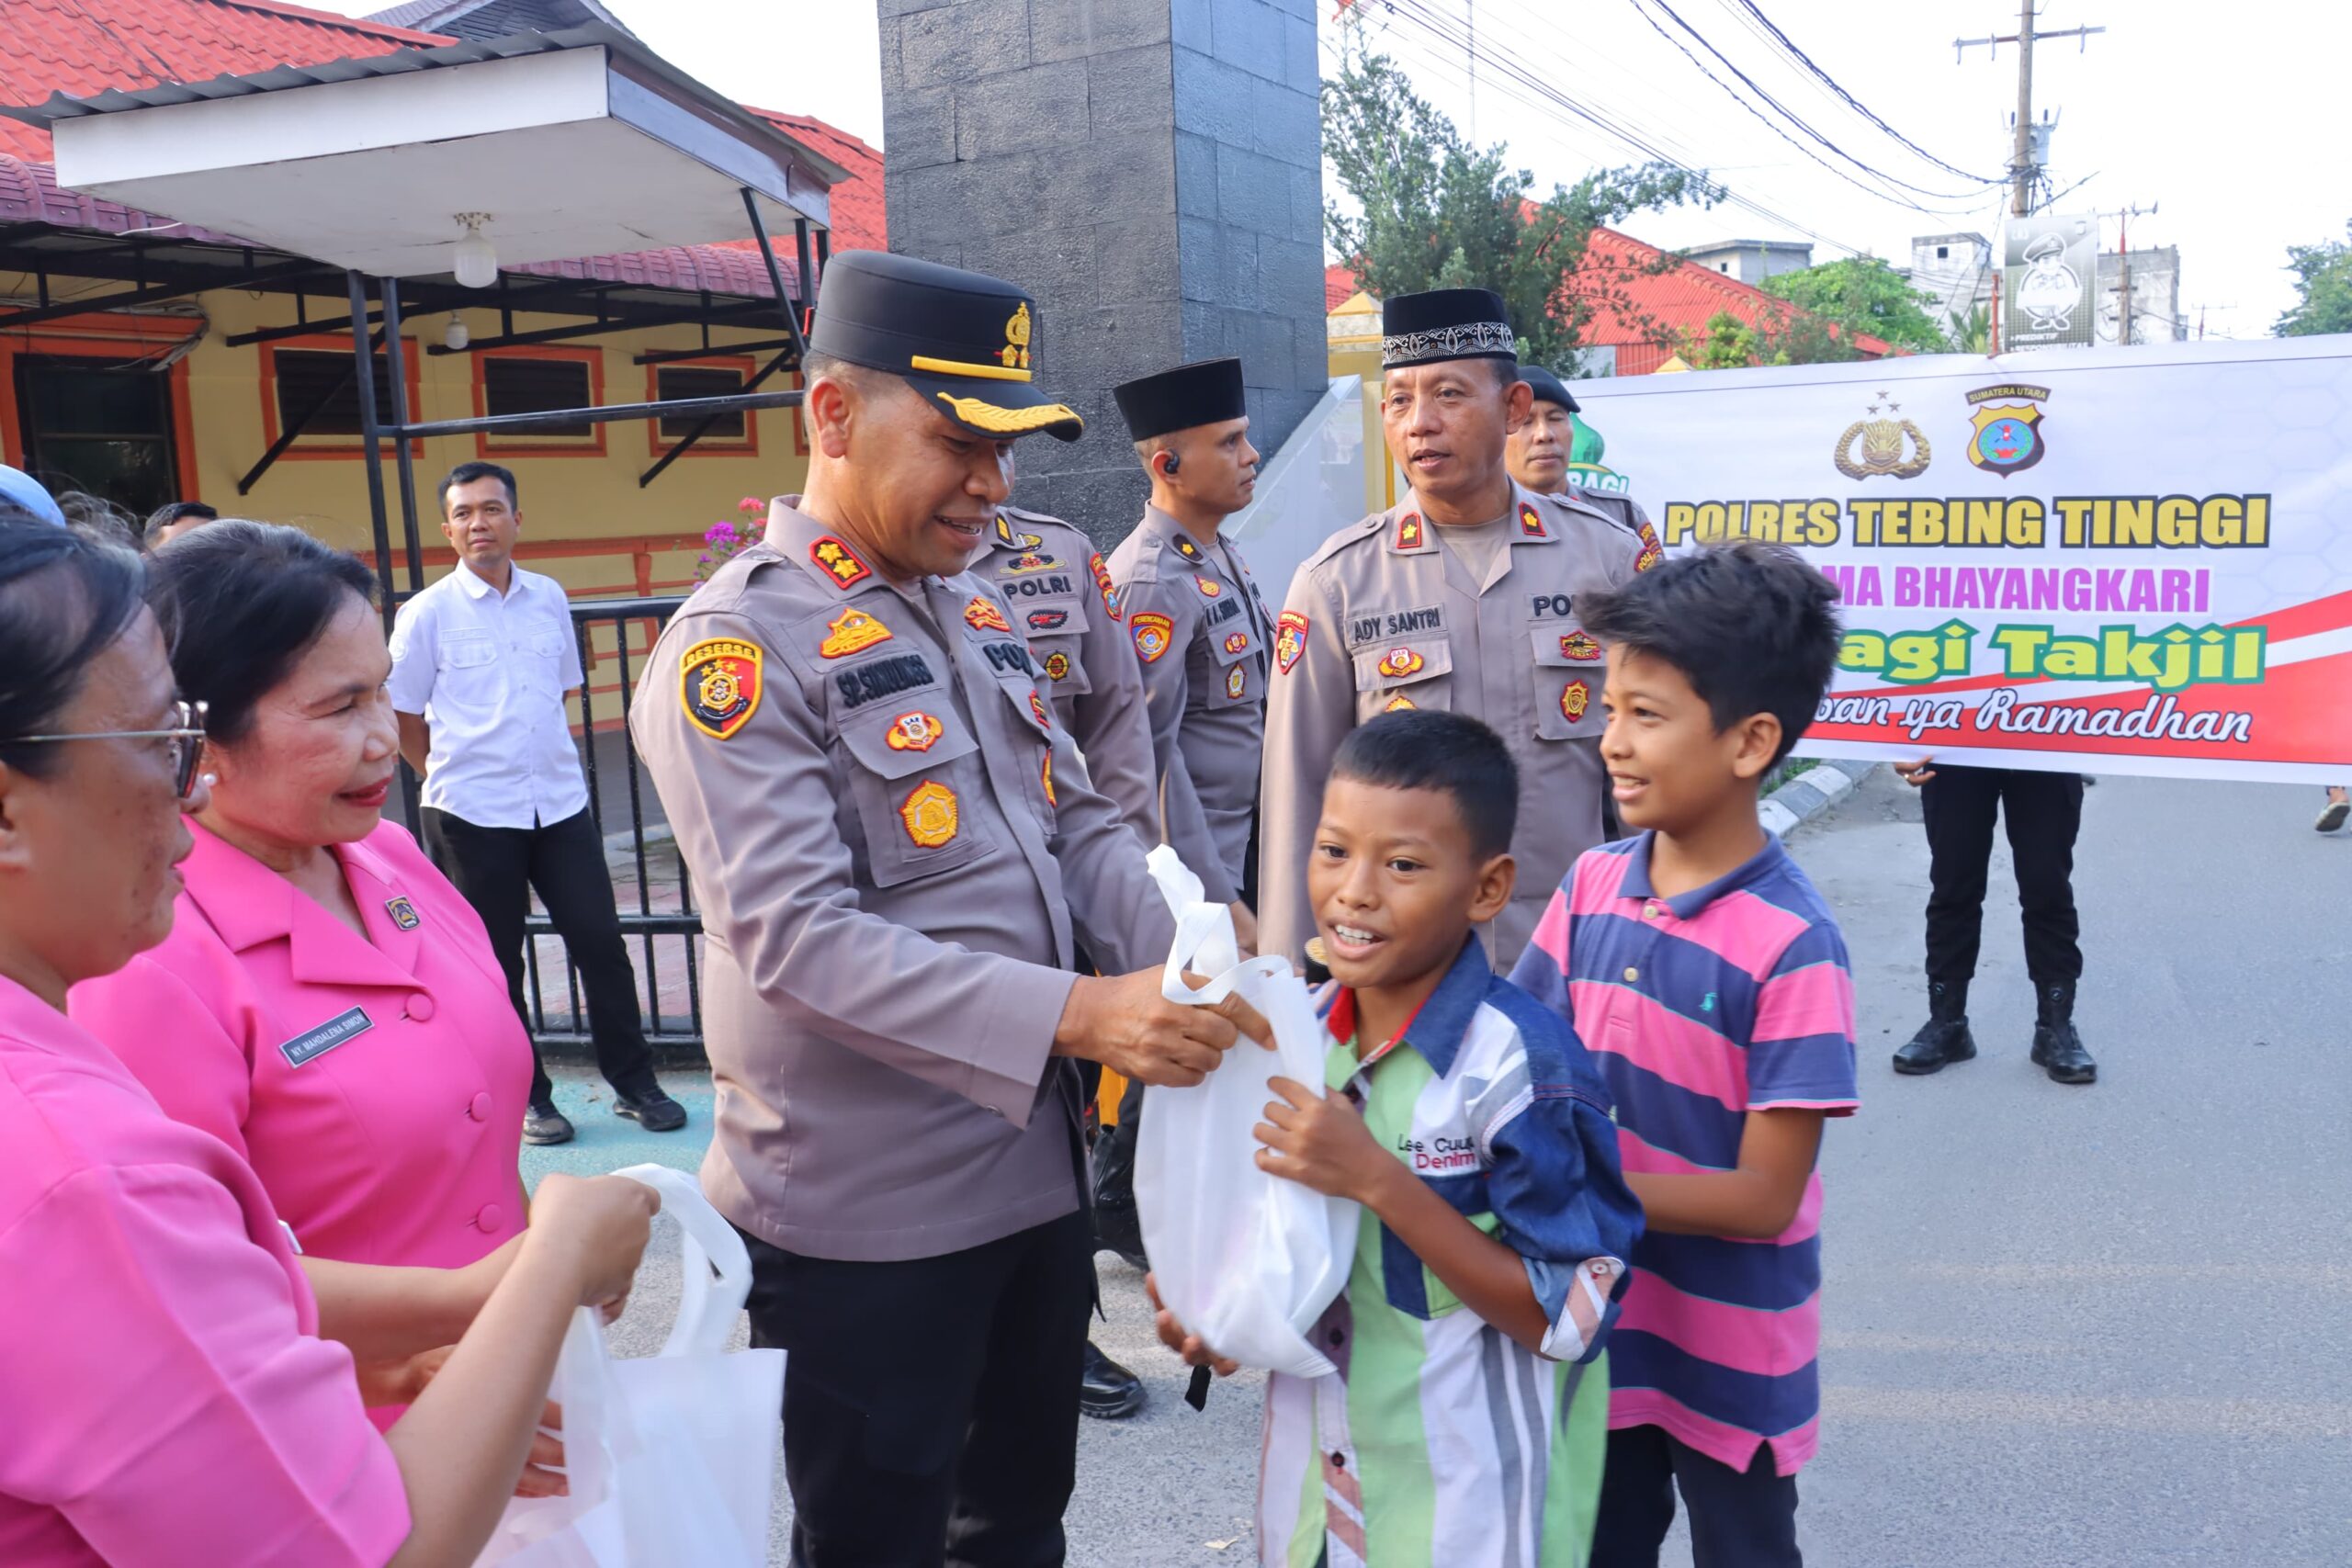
left=1368, top=0, right=1877, bottom=255
left=1720, top=0, right=2007, bottom=186
left=1624, top=0, right=2000, bottom=210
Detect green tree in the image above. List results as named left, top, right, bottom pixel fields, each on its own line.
left=1760, top=256, right=1946, bottom=353
left=1687, top=310, right=1761, bottom=368
left=2276, top=221, right=2352, bottom=337
left=1945, top=301, right=1992, bottom=354
left=1321, top=47, right=1711, bottom=373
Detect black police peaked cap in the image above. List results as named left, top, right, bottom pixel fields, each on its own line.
left=808, top=250, right=1083, bottom=442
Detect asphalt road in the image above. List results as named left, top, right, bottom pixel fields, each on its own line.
left=530, top=769, right=2352, bottom=1565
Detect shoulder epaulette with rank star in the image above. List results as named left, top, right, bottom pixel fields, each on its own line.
left=809, top=536, right=871, bottom=590
left=1171, top=533, right=1204, bottom=563
left=1518, top=502, right=1548, bottom=539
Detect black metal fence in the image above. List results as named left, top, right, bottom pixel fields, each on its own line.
left=521, top=593, right=708, bottom=1057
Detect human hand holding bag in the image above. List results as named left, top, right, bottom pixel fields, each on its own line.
left=473, top=1164, right=783, bottom=1568
left=1133, top=847, right=1362, bottom=1379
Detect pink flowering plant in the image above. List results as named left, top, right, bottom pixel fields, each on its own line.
left=695, top=497, right=768, bottom=581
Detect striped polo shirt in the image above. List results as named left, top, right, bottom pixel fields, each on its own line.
left=1508, top=832, right=1859, bottom=1477
left=1260, top=938, right=1645, bottom=1568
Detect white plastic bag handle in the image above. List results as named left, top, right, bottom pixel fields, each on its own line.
left=610, top=1163, right=752, bottom=1359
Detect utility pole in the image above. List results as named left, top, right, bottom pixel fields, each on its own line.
left=1956, top=4, right=2105, bottom=217
left=2110, top=202, right=2156, bottom=344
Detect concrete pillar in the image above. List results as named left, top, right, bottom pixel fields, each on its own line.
left=881, top=0, right=1326, bottom=544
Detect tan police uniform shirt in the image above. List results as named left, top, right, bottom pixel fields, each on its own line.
left=968, top=504, right=1159, bottom=851
left=1107, top=507, right=1275, bottom=904
left=630, top=497, right=1177, bottom=1262
left=1259, top=481, right=1657, bottom=969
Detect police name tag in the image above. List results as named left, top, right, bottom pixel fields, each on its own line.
left=280, top=1007, right=372, bottom=1068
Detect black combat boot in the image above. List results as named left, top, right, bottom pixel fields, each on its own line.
left=2030, top=979, right=2097, bottom=1084
left=1893, top=979, right=1976, bottom=1075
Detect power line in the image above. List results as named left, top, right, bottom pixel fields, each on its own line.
left=1723, top=0, right=2007, bottom=186
left=1626, top=0, right=2000, bottom=210
left=1369, top=0, right=1879, bottom=255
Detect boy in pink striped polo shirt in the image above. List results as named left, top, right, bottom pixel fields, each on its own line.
left=1509, top=540, right=1857, bottom=1567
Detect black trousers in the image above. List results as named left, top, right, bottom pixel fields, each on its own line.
left=1919, top=764, right=2085, bottom=987
left=741, top=1209, right=1093, bottom=1568
left=1590, top=1426, right=1801, bottom=1568
left=420, top=805, right=655, bottom=1105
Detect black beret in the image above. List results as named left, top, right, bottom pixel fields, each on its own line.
left=1113, top=357, right=1247, bottom=442
left=1519, top=366, right=1580, bottom=413
left=808, top=249, right=1082, bottom=441
left=1381, top=288, right=1516, bottom=369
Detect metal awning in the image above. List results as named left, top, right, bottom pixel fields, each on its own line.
left=0, top=24, right=841, bottom=278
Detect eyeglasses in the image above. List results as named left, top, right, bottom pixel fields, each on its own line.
left=13, top=699, right=209, bottom=799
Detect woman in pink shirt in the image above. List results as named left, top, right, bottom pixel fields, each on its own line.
left=0, top=513, right=653, bottom=1565
left=73, top=521, right=537, bottom=1294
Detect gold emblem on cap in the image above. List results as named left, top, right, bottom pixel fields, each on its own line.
left=933, top=392, right=1082, bottom=434
left=1002, top=301, right=1033, bottom=369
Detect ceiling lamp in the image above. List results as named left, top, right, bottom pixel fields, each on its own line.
left=451, top=213, right=497, bottom=289
left=443, top=313, right=469, bottom=351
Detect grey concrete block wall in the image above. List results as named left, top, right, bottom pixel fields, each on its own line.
left=882, top=0, right=1326, bottom=548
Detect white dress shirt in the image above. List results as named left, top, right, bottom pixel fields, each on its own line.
left=388, top=559, right=590, bottom=829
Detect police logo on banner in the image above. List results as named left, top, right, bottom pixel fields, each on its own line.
left=1964, top=384, right=2051, bottom=478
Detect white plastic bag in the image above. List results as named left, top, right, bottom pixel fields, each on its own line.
left=1132, top=847, right=1361, bottom=1377
left=473, top=1164, right=783, bottom=1568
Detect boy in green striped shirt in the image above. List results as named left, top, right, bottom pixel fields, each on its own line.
left=1154, top=711, right=1643, bottom=1565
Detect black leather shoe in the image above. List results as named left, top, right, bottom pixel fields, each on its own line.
left=1080, top=1341, right=1146, bottom=1421
left=2030, top=1021, right=2097, bottom=1083
left=614, top=1087, right=688, bottom=1132
left=1893, top=979, right=1976, bottom=1075
left=523, top=1100, right=576, bottom=1145
left=1092, top=1201, right=1148, bottom=1271
left=2030, top=981, right=2096, bottom=1083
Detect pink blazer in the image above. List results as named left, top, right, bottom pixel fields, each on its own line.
left=70, top=819, right=532, bottom=1270
left=0, top=979, right=410, bottom=1565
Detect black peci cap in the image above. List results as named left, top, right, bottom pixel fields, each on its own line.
left=1113, top=357, right=1247, bottom=442
left=1381, top=287, right=1517, bottom=370
left=808, top=250, right=1083, bottom=441
left=1519, top=366, right=1580, bottom=414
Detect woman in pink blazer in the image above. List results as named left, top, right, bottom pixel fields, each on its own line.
left=0, top=513, right=651, bottom=1566
left=73, top=523, right=537, bottom=1292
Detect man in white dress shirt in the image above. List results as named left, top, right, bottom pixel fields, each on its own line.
left=389, top=460, right=686, bottom=1144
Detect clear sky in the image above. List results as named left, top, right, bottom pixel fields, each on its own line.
left=311, top=0, right=2341, bottom=341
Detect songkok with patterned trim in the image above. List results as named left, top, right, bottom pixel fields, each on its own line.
left=1113, top=356, right=1246, bottom=442
left=1519, top=365, right=1581, bottom=414
left=1381, top=286, right=1518, bottom=370
left=808, top=249, right=1083, bottom=441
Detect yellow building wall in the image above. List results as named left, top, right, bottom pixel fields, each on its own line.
left=181, top=288, right=811, bottom=603
left=1, top=272, right=811, bottom=728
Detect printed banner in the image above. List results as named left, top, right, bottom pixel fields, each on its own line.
left=1567, top=338, right=2352, bottom=782
left=2002, top=212, right=2098, bottom=350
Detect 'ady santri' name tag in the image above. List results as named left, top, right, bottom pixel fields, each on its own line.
left=280, top=1007, right=372, bottom=1068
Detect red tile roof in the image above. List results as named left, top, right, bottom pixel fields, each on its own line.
left=1323, top=228, right=1890, bottom=376
left=1325, top=263, right=1359, bottom=310
left=1571, top=227, right=1889, bottom=375
left=0, top=0, right=884, bottom=289
left=0, top=0, right=443, bottom=160
left=749, top=108, right=884, bottom=254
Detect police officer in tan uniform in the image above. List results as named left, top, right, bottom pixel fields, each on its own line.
left=632, top=250, right=1262, bottom=1566
left=1093, top=359, right=1272, bottom=1267
left=1105, top=357, right=1272, bottom=941
left=969, top=502, right=1158, bottom=848
left=1509, top=365, right=1664, bottom=555
left=966, top=494, right=1159, bottom=1419
left=1260, top=288, right=1657, bottom=969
